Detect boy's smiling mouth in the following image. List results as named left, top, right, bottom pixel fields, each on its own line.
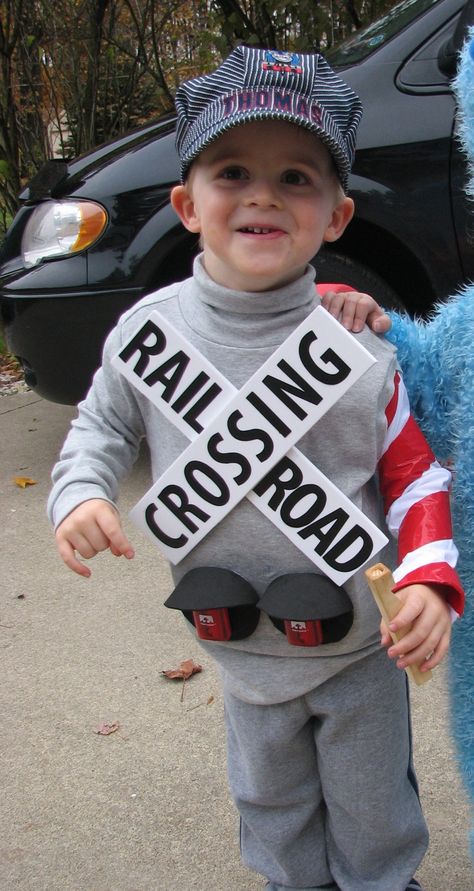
left=238, top=225, right=285, bottom=237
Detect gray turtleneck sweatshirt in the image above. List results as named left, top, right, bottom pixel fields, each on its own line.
left=47, top=257, right=424, bottom=703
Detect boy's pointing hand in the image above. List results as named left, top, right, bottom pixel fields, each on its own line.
left=55, top=499, right=135, bottom=577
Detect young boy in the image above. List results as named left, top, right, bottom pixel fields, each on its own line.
left=49, top=47, right=464, bottom=891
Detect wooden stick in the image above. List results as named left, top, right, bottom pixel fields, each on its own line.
left=365, top=563, right=432, bottom=686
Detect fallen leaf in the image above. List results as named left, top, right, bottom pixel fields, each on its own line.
left=162, top=658, right=202, bottom=680
left=13, top=476, right=37, bottom=488
left=94, top=721, right=120, bottom=736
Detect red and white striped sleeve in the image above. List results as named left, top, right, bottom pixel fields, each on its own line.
left=377, top=372, right=464, bottom=618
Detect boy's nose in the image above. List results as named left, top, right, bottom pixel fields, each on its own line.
left=244, top=178, right=282, bottom=207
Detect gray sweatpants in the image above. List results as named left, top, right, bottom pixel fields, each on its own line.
left=223, top=649, right=428, bottom=891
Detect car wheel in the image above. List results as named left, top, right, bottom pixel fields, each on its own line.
left=313, top=249, right=404, bottom=312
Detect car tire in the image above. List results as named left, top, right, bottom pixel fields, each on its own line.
left=313, top=249, right=404, bottom=312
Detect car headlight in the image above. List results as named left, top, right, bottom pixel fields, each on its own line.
left=21, top=200, right=108, bottom=268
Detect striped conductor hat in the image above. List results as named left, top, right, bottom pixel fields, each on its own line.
left=175, top=46, right=363, bottom=191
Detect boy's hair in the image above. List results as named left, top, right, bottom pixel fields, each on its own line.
left=175, top=46, right=362, bottom=192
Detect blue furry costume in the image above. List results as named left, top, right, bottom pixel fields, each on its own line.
left=386, top=29, right=474, bottom=856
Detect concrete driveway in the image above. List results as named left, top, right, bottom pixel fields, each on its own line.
left=1, top=389, right=472, bottom=891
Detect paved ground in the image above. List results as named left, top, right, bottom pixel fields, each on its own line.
left=1, top=389, right=472, bottom=891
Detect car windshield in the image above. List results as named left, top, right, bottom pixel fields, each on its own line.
left=326, top=0, right=440, bottom=65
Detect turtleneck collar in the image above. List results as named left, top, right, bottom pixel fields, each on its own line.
left=177, top=254, right=320, bottom=349
left=191, top=253, right=317, bottom=315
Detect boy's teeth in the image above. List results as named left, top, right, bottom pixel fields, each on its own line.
left=243, top=226, right=271, bottom=233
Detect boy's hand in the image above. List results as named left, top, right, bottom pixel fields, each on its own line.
left=321, top=289, right=392, bottom=334
left=380, top=584, right=451, bottom=672
left=55, top=499, right=135, bottom=577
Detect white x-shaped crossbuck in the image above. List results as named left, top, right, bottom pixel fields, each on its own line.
left=113, top=305, right=388, bottom=585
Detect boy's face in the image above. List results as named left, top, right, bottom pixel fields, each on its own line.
left=171, top=119, right=354, bottom=293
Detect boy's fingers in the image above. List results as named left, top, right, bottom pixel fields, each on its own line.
left=56, top=538, right=92, bottom=577
left=348, top=297, right=391, bottom=333
left=395, top=628, right=450, bottom=671
left=97, top=516, right=135, bottom=559
left=379, top=619, right=392, bottom=648
left=370, top=310, right=392, bottom=334
left=341, top=293, right=372, bottom=331
left=55, top=501, right=135, bottom=576
left=323, top=291, right=363, bottom=330
left=387, top=595, right=424, bottom=632
left=388, top=613, right=451, bottom=667
left=109, top=542, right=124, bottom=557
left=320, top=291, right=344, bottom=316
left=388, top=617, right=435, bottom=658
left=390, top=628, right=437, bottom=662
left=423, top=630, right=450, bottom=669
left=416, top=642, right=444, bottom=672
left=109, top=539, right=135, bottom=559
left=89, top=504, right=135, bottom=558
left=321, top=289, right=392, bottom=334
left=321, top=291, right=383, bottom=333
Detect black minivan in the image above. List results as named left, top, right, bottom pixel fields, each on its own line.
left=1, top=0, right=473, bottom=404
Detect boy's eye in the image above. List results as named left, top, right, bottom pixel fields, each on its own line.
left=220, top=166, right=247, bottom=180
left=282, top=170, right=309, bottom=185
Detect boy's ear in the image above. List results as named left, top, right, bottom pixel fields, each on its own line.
left=323, top=196, right=354, bottom=243
left=170, top=184, right=201, bottom=233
